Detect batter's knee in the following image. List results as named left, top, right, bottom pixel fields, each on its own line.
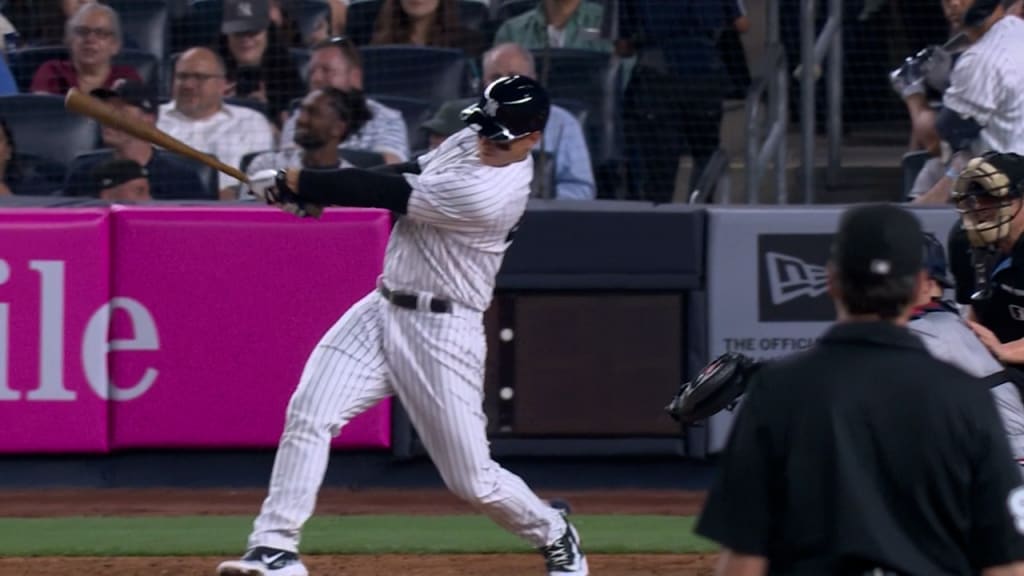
left=444, top=468, right=500, bottom=505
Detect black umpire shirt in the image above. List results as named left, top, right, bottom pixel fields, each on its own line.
left=695, top=322, right=1024, bottom=575
left=950, top=223, right=1024, bottom=354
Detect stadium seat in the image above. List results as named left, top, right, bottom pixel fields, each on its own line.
left=531, top=48, right=622, bottom=197
left=496, top=0, right=539, bottom=21
left=367, top=94, right=436, bottom=155
left=7, top=47, right=161, bottom=97
left=531, top=149, right=556, bottom=199
left=14, top=153, right=67, bottom=194
left=360, top=45, right=473, bottom=103
left=225, top=96, right=270, bottom=119
left=344, top=0, right=381, bottom=46
left=290, top=0, right=332, bottom=42
left=901, top=150, right=931, bottom=200
left=170, top=0, right=222, bottom=55
left=457, top=0, right=490, bottom=32
left=289, top=48, right=312, bottom=85
left=340, top=148, right=386, bottom=168
left=65, top=148, right=220, bottom=200
left=105, top=0, right=171, bottom=62
left=0, top=94, right=101, bottom=167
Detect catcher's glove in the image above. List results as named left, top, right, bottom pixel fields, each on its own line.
left=245, top=169, right=324, bottom=219
left=665, top=352, right=761, bottom=424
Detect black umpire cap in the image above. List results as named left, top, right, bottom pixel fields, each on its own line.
left=832, top=203, right=925, bottom=284
left=461, top=75, right=550, bottom=142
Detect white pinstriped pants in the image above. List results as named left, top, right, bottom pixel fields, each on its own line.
left=248, top=291, right=566, bottom=552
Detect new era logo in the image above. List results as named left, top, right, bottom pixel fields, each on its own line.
left=758, top=234, right=836, bottom=322
left=764, top=252, right=829, bottom=305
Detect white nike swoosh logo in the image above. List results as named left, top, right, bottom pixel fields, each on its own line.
left=261, top=552, right=286, bottom=565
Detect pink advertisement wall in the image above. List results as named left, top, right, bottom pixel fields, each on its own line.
left=0, top=206, right=393, bottom=454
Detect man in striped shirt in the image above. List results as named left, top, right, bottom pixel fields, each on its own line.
left=220, top=75, right=589, bottom=576
left=914, top=0, right=1024, bottom=205
left=279, top=36, right=409, bottom=164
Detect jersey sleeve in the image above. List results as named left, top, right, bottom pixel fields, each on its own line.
left=943, top=50, right=1004, bottom=128
left=403, top=168, right=507, bottom=231
left=966, top=384, right=1024, bottom=569
left=694, top=373, right=776, bottom=555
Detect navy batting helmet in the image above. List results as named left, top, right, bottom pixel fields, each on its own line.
left=461, top=75, right=550, bottom=142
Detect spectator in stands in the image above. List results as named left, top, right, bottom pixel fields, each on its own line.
left=370, top=0, right=485, bottom=57
left=30, top=3, right=141, bottom=95
left=157, top=47, right=276, bottom=199
left=900, top=0, right=970, bottom=200
left=218, top=0, right=306, bottom=127
left=241, top=87, right=370, bottom=199
left=62, top=80, right=207, bottom=199
left=492, top=0, right=612, bottom=52
left=280, top=36, right=409, bottom=164
left=0, top=118, right=57, bottom=196
left=420, top=98, right=470, bottom=151
left=93, top=158, right=152, bottom=203
left=617, top=0, right=731, bottom=204
left=479, top=42, right=595, bottom=200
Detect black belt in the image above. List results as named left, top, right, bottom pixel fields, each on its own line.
left=378, top=284, right=452, bottom=314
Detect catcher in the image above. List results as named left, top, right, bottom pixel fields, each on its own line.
left=948, top=152, right=1024, bottom=374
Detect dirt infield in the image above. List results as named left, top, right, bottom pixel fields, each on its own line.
left=0, top=488, right=716, bottom=575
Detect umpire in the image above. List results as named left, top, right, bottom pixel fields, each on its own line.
left=695, top=203, right=1024, bottom=575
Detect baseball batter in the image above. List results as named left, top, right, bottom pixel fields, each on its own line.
left=216, top=75, right=588, bottom=576
left=914, top=0, right=1024, bottom=205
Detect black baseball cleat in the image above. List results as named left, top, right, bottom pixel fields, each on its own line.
left=540, top=521, right=589, bottom=575
left=216, top=546, right=308, bottom=576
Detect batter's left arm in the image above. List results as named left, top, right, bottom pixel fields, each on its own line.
left=283, top=167, right=414, bottom=213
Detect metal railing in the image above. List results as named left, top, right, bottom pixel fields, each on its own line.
left=744, top=43, right=788, bottom=203
left=800, top=0, right=843, bottom=202
left=689, top=148, right=731, bottom=204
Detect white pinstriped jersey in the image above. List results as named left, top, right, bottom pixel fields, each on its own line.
left=943, top=16, right=1024, bottom=155
left=381, top=127, right=534, bottom=312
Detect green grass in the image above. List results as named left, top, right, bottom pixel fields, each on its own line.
left=0, top=515, right=717, bottom=556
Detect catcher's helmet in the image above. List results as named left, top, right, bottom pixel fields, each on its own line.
left=951, top=151, right=1024, bottom=247
left=460, top=75, right=550, bottom=142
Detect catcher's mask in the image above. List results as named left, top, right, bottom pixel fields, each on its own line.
left=952, top=152, right=1024, bottom=247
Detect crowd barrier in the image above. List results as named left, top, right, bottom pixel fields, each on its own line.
left=0, top=199, right=963, bottom=458
left=0, top=205, right=393, bottom=454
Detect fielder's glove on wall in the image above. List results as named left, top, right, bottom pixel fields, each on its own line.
left=246, top=169, right=324, bottom=219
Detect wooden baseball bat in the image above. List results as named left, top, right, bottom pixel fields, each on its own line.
left=64, top=88, right=249, bottom=183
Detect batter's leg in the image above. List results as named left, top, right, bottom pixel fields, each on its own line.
left=247, top=292, right=393, bottom=552
left=382, top=307, right=575, bottom=554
